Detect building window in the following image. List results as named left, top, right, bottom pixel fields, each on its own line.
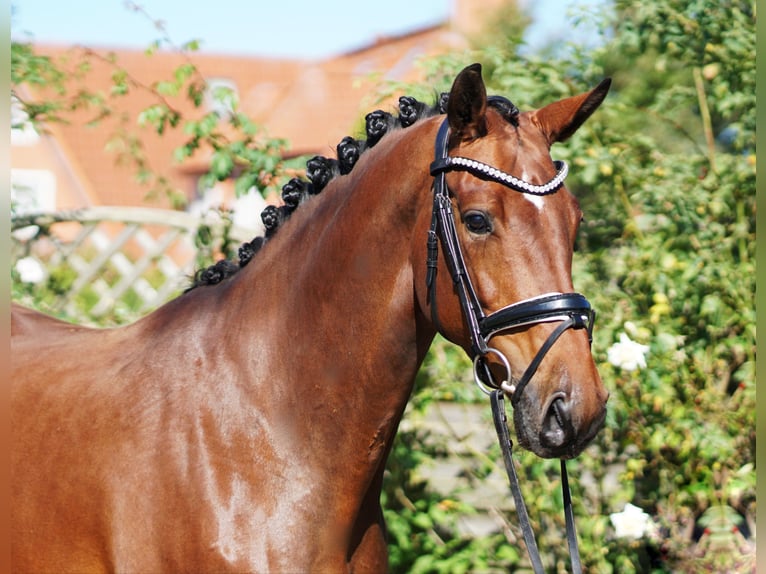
left=11, top=96, right=40, bottom=146
left=12, top=169, right=56, bottom=214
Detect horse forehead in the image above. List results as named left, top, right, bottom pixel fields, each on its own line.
left=426, top=109, right=570, bottom=221
left=453, top=127, right=564, bottom=209
left=463, top=113, right=551, bottom=174
left=500, top=114, right=550, bottom=162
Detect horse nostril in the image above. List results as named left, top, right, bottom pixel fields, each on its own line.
left=540, top=397, right=574, bottom=450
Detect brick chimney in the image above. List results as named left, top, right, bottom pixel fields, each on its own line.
left=450, top=0, right=518, bottom=40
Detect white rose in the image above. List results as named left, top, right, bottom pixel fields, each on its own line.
left=607, top=332, right=649, bottom=371
left=610, top=503, right=652, bottom=540
left=15, top=257, right=45, bottom=284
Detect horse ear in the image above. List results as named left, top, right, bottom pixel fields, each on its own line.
left=531, top=78, right=611, bottom=145
left=447, top=63, right=488, bottom=146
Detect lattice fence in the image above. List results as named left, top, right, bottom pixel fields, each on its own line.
left=11, top=206, right=255, bottom=325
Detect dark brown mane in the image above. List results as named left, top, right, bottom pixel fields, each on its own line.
left=187, top=91, right=519, bottom=291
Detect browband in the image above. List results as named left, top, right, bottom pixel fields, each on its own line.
left=430, top=157, right=568, bottom=196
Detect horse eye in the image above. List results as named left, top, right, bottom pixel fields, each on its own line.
left=462, top=211, right=492, bottom=234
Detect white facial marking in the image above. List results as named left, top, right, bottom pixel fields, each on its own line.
left=519, top=169, right=545, bottom=210
left=523, top=193, right=545, bottom=210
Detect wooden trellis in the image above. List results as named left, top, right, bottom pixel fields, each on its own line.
left=11, top=207, right=255, bottom=323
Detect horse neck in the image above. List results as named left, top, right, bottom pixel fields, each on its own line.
left=275, top=121, right=438, bottom=376
left=225, top=120, right=439, bottom=469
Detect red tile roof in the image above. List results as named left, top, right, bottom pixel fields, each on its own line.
left=13, top=22, right=468, bottom=210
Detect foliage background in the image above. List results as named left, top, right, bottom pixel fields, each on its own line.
left=11, top=0, right=755, bottom=572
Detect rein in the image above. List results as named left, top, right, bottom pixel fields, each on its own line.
left=427, top=117, right=594, bottom=573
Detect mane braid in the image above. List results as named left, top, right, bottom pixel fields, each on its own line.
left=186, top=89, right=516, bottom=292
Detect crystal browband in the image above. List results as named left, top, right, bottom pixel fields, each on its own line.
left=430, top=157, right=568, bottom=196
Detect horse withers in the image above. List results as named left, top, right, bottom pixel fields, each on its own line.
left=12, top=64, right=609, bottom=572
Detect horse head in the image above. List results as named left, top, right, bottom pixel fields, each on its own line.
left=414, top=64, right=610, bottom=459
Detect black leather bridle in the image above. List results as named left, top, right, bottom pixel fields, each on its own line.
left=426, top=116, right=594, bottom=573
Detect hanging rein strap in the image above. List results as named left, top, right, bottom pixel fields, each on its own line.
left=490, top=390, right=545, bottom=574
left=427, top=117, right=588, bottom=573
left=491, top=390, right=582, bottom=574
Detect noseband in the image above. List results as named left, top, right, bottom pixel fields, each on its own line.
left=426, top=116, right=593, bottom=573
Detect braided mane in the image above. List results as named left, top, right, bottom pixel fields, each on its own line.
left=187, top=91, right=518, bottom=291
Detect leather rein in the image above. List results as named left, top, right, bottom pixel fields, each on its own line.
left=426, top=117, right=594, bottom=573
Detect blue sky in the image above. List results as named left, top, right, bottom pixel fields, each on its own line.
left=11, top=0, right=606, bottom=59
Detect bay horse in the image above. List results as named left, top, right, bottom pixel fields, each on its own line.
left=11, top=64, right=610, bottom=573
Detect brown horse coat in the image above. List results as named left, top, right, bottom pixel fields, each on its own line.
left=12, top=64, right=609, bottom=572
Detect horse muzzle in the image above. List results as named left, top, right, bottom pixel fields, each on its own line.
left=534, top=390, right=607, bottom=459
left=472, top=293, right=606, bottom=459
